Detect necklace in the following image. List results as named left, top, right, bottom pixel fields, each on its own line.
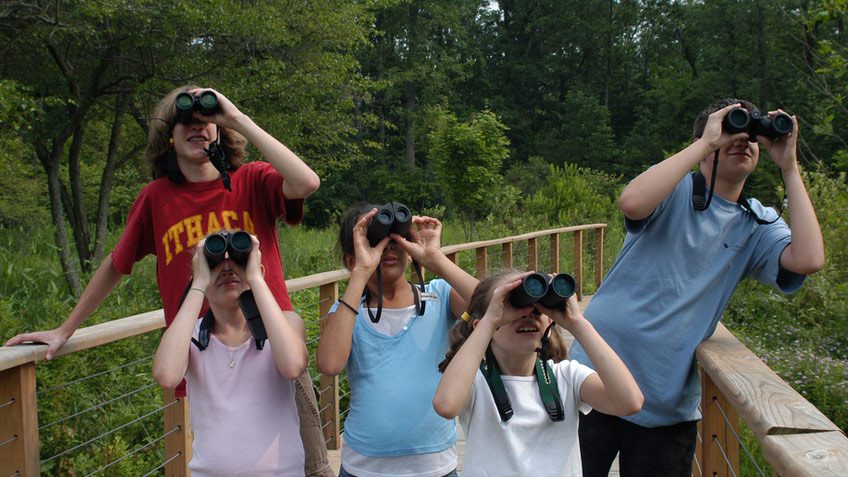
left=226, top=347, right=237, bottom=368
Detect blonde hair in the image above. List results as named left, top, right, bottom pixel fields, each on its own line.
left=438, top=269, right=568, bottom=372
left=144, top=84, right=248, bottom=179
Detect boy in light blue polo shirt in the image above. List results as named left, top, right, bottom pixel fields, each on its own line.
left=570, top=98, right=825, bottom=477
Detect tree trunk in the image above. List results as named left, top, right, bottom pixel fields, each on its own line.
left=405, top=82, right=417, bottom=166
left=756, top=1, right=768, bottom=107
left=37, top=144, right=82, bottom=297
left=93, top=93, right=130, bottom=264
left=67, top=120, right=92, bottom=270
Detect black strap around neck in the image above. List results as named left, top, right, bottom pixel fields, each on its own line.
left=365, top=260, right=427, bottom=324
left=691, top=161, right=782, bottom=226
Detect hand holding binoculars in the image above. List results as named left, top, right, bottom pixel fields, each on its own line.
left=722, top=107, right=792, bottom=142
left=203, top=231, right=252, bottom=268
left=366, top=202, right=412, bottom=246
left=509, top=272, right=576, bottom=309
left=175, top=90, right=219, bottom=124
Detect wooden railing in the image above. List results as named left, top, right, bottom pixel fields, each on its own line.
left=1, top=223, right=846, bottom=476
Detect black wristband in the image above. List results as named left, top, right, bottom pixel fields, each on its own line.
left=339, top=299, right=359, bottom=315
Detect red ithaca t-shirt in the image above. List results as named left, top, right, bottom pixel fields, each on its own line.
left=111, top=161, right=304, bottom=325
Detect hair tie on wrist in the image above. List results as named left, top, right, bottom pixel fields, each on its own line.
left=189, top=287, right=206, bottom=297
left=339, top=299, right=358, bottom=315
left=461, top=312, right=471, bottom=322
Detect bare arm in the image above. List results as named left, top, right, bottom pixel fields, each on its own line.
left=761, top=113, right=825, bottom=274
left=619, top=103, right=748, bottom=220
left=540, top=296, right=643, bottom=416
left=317, top=209, right=389, bottom=376
left=391, top=216, right=478, bottom=317
left=199, top=89, right=320, bottom=199
left=152, top=248, right=209, bottom=390
left=433, top=277, right=524, bottom=419
left=4, top=254, right=124, bottom=359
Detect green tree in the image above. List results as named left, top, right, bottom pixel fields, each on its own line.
left=0, top=1, right=376, bottom=294
left=429, top=108, right=511, bottom=238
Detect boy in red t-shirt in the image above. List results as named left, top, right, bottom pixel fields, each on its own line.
left=5, top=85, right=333, bottom=476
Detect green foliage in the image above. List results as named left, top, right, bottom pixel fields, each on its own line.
left=525, top=162, right=623, bottom=227
left=429, top=108, right=512, bottom=236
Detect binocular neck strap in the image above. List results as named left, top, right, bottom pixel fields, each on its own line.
left=481, top=346, right=565, bottom=422
left=692, top=151, right=782, bottom=225
left=365, top=260, right=427, bottom=324
left=366, top=266, right=384, bottom=323
left=204, top=125, right=232, bottom=191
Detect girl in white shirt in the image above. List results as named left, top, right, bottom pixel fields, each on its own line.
left=433, top=269, right=643, bottom=477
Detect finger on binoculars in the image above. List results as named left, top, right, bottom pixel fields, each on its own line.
left=716, top=103, right=743, bottom=118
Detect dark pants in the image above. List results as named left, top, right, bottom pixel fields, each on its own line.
left=579, top=410, right=697, bottom=477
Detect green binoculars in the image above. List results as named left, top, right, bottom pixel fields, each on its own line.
left=203, top=231, right=252, bottom=268
left=175, top=90, right=219, bottom=124
left=509, top=272, right=576, bottom=308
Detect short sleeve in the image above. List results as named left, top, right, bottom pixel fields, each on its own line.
left=247, top=162, right=304, bottom=225
left=111, top=185, right=155, bottom=274
left=554, top=359, right=597, bottom=415
left=625, top=175, right=690, bottom=234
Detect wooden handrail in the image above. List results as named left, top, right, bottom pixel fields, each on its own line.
left=695, top=323, right=848, bottom=477
left=9, top=223, right=846, bottom=477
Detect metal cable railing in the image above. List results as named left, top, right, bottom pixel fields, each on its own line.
left=36, top=354, right=153, bottom=396
left=40, top=398, right=177, bottom=465
left=40, top=382, right=158, bottom=431
left=83, top=425, right=180, bottom=476
left=712, top=397, right=766, bottom=477
left=142, top=451, right=182, bottom=477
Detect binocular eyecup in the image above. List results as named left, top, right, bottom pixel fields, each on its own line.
left=175, top=90, right=219, bottom=124
left=509, top=272, right=576, bottom=309
left=366, top=202, right=412, bottom=246
left=722, top=107, right=792, bottom=142
left=203, top=231, right=252, bottom=268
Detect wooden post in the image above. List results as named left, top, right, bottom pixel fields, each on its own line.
left=446, top=252, right=459, bottom=265
left=502, top=242, right=513, bottom=269
left=527, top=238, right=538, bottom=271
left=163, top=388, right=191, bottom=477
left=594, top=227, right=605, bottom=289
left=549, top=233, right=560, bottom=273
left=700, top=371, right=740, bottom=477
left=476, top=247, right=488, bottom=279
left=573, top=231, right=583, bottom=300
left=318, top=282, right=341, bottom=450
left=0, top=363, right=39, bottom=477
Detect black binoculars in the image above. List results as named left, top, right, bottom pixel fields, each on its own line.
left=366, top=202, right=412, bottom=246
left=509, top=272, right=576, bottom=308
left=175, top=90, right=219, bottom=124
left=203, top=231, right=252, bottom=268
left=722, top=107, right=792, bottom=142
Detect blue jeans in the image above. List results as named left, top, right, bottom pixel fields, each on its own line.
left=579, top=409, right=697, bottom=477
left=339, top=467, right=458, bottom=477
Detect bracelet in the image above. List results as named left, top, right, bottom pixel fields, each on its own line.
left=338, top=299, right=358, bottom=314
left=189, top=287, right=207, bottom=298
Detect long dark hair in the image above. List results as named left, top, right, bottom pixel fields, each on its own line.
left=337, top=202, right=379, bottom=265
left=438, top=269, right=568, bottom=373
left=144, top=84, right=247, bottom=179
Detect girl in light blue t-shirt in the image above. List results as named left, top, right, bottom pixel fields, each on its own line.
left=317, top=203, right=478, bottom=477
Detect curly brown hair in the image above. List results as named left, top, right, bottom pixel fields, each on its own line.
left=144, top=84, right=248, bottom=179
left=437, top=268, right=568, bottom=373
